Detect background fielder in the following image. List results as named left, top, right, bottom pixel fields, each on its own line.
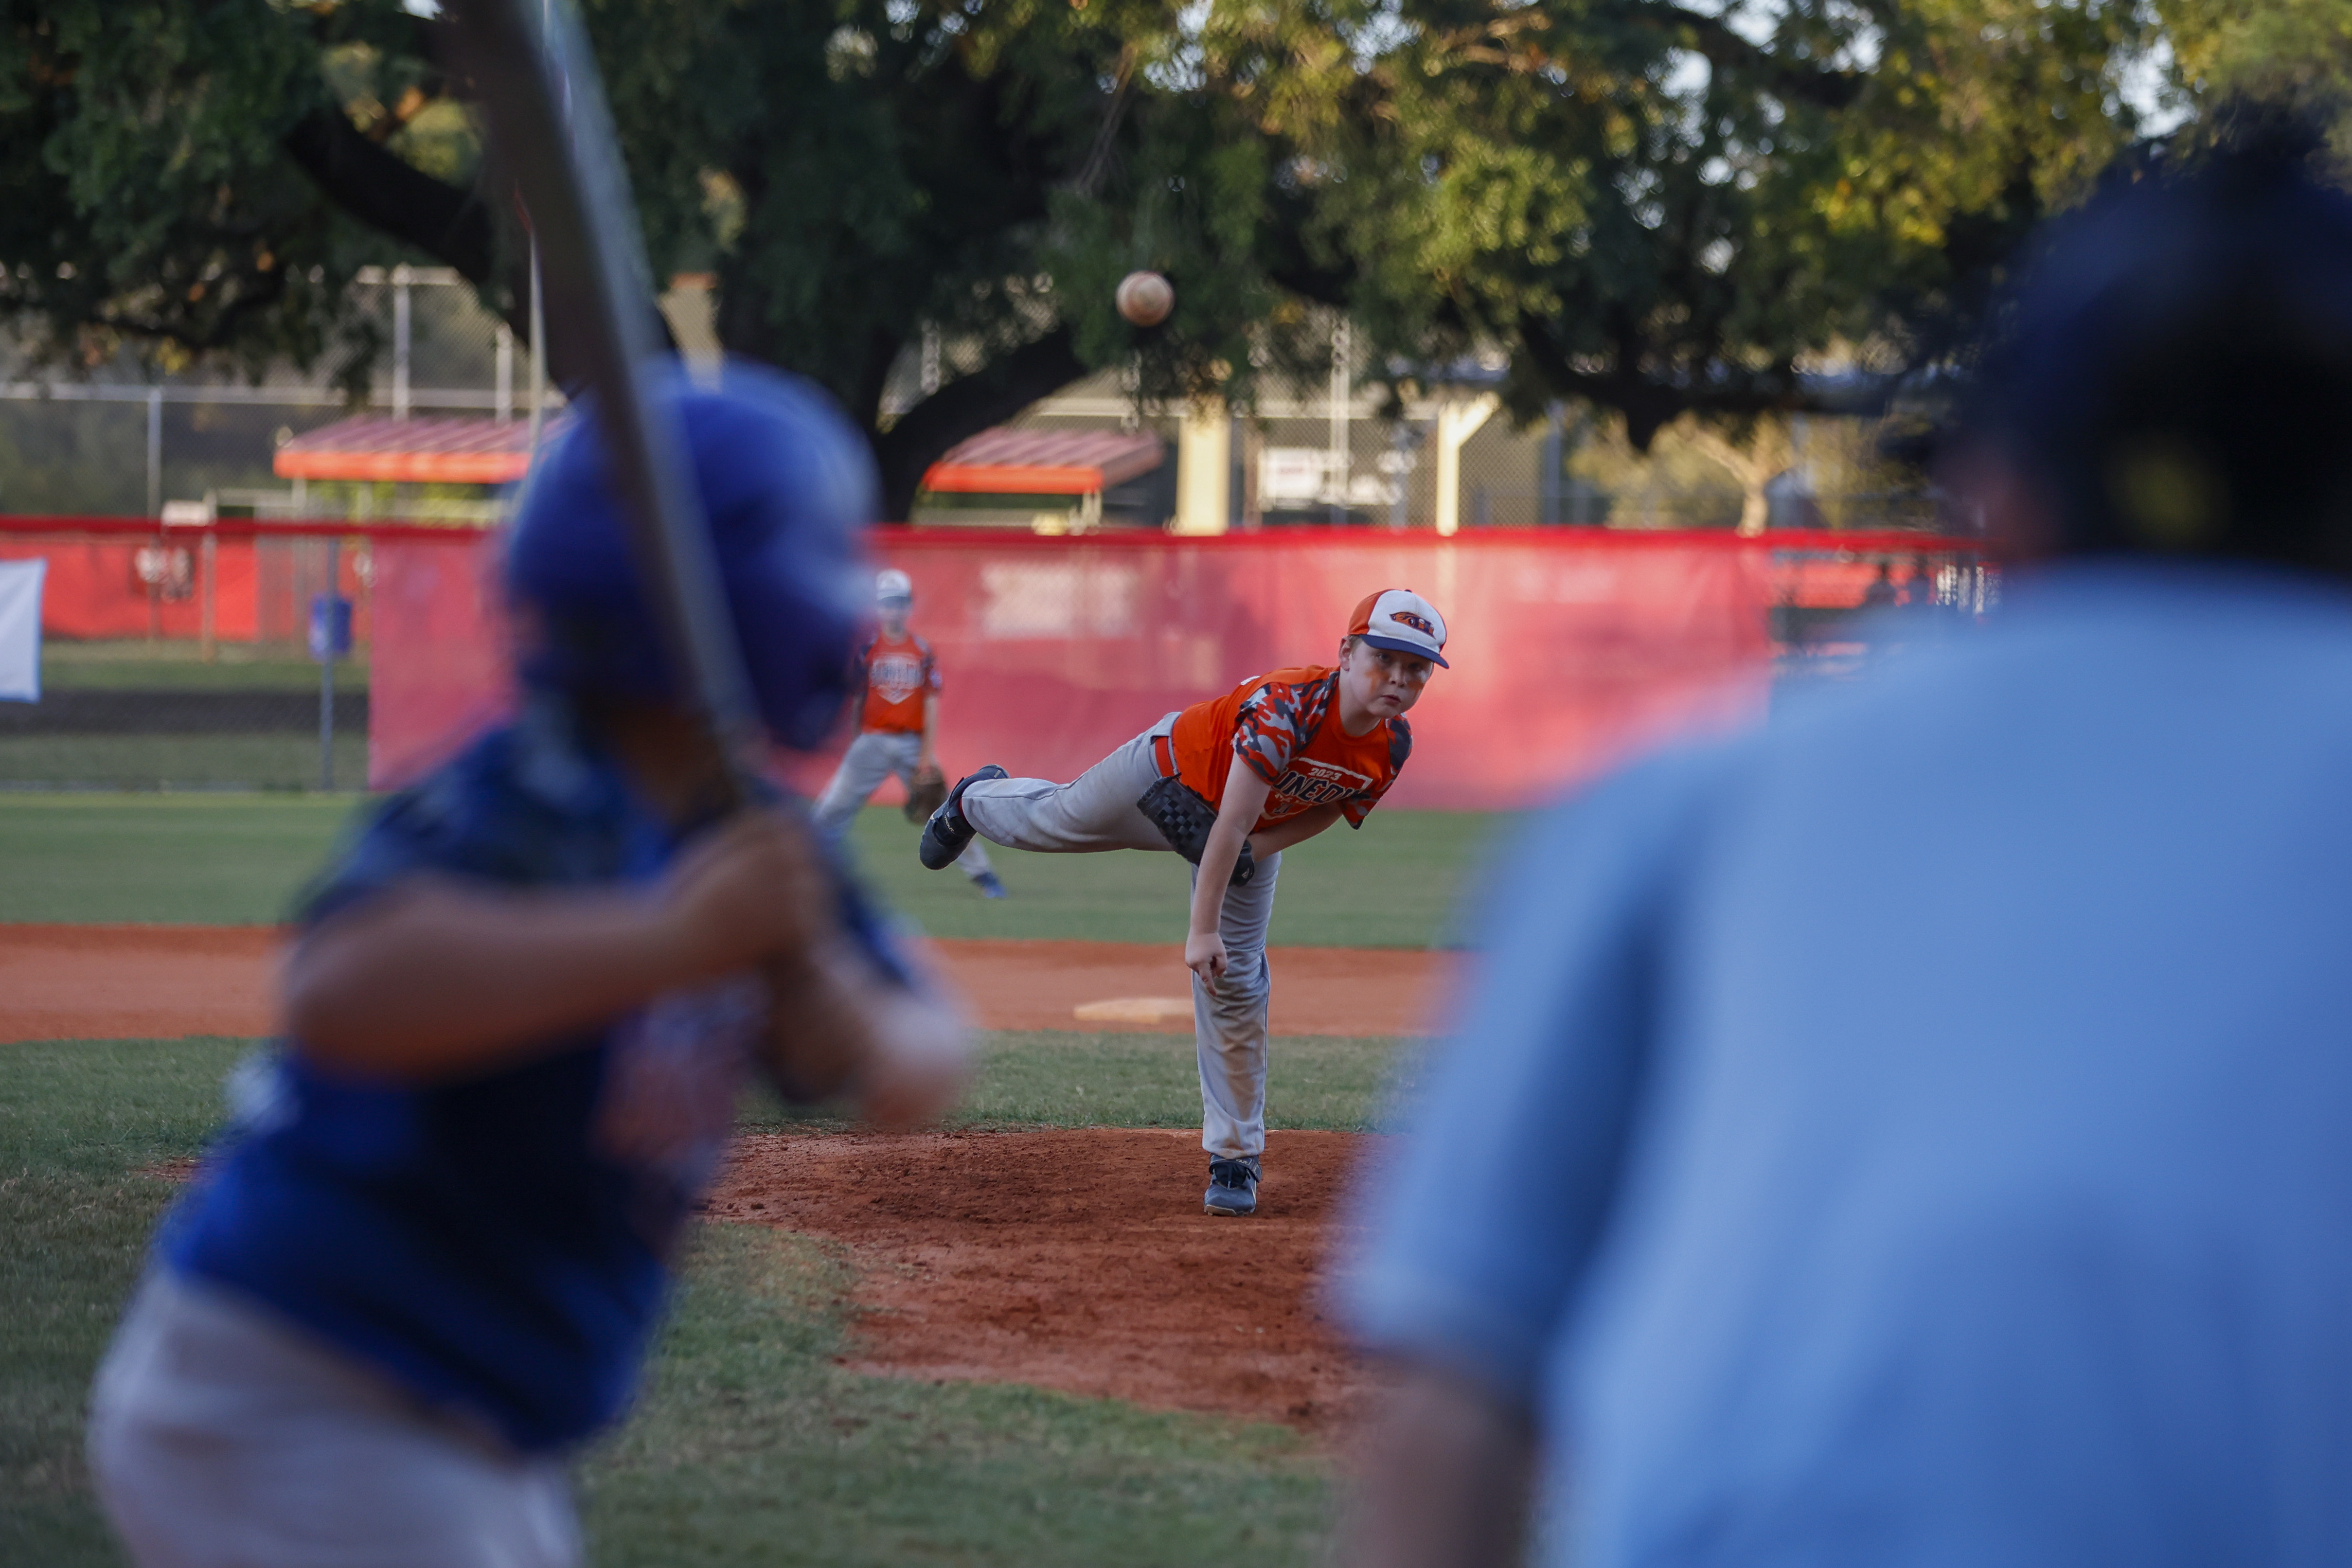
left=813, top=570, right=1006, bottom=898
left=919, top=588, right=1445, bottom=1217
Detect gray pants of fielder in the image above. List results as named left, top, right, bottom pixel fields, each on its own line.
left=959, top=720, right=1281, bottom=1161
left=814, top=730, right=994, bottom=879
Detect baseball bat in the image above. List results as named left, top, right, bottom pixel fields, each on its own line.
left=447, top=0, right=764, bottom=808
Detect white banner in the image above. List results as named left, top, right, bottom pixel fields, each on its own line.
left=0, top=557, right=47, bottom=702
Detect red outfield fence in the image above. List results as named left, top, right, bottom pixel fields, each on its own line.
left=0, top=517, right=1986, bottom=807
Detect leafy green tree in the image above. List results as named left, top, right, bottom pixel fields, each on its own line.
left=1248, top=0, right=2173, bottom=447
left=2164, top=0, right=2352, bottom=164
left=0, top=0, right=1312, bottom=512
left=0, top=0, right=2331, bottom=521
left=0, top=2, right=497, bottom=386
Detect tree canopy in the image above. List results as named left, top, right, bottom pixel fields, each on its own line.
left=0, top=0, right=2334, bottom=515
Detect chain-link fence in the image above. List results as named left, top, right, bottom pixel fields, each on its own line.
left=0, top=521, right=375, bottom=791
left=973, top=339, right=1946, bottom=535
left=0, top=268, right=533, bottom=525
left=0, top=269, right=525, bottom=792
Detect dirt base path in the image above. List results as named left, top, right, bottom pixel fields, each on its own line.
left=0, top=925, right=285, bottom=1041
left=0, top=926, right=1448, bottom=1042
left=707, top=1128, right=1378, bottom=1433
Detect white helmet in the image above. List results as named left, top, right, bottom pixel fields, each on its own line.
left=874, top=568, right=913, bottom=606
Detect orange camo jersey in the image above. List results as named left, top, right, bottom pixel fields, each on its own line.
left=856, top=629, right=939, bottom=734
left=1169, top=665, right=1411, bottom=835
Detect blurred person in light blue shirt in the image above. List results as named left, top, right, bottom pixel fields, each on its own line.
left=1340, top=119, right=2352, bottom=1568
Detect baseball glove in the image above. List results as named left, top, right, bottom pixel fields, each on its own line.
left=904, top=764, right=949, bottom=823
left=1136, top=776, right=1256, bottom=886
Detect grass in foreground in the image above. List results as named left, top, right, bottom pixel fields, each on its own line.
left=0, top=1037, right=251, bottom=1563
left=1, top=1032, right=1406, bottom=1564
left=593, top=1225, right=1329, bottom=1567
left=0, top=793, right=1498, bottom=945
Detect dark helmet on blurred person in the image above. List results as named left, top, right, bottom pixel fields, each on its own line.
left=1961, top=111, right=2352, bottom=572
left=504, top=361, right=874, bottom=750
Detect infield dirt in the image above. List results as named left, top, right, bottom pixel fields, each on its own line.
left=707, top=1127, right=1378, bottom=1434
left=15, top=925, right=1412, bottom=1442
left=0, top=924, right=1446, bottom=1041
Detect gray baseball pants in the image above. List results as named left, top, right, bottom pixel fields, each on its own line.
left=960, top=721, right=1282, bottom=1161
left=814, top=730, right=995, bottom=879
left=89, top=1269, right=580, bottom=1568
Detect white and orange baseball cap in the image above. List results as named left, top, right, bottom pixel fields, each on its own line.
left=1348, top=588, right=1449, bottom=667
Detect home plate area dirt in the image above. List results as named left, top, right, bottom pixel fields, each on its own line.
left=704, top=1128, right=1379, bottom=1435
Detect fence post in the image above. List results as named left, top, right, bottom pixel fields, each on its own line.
left=392, top=265, right=413, bottom=420
left=199, top=529, right=217, bottom=663
left=1328, top=319, right=1351, bottom=526
left=319, top=536, right=339, bottom=790
left=495, top=323, right=515, bottom=422
left=145, top=387, right=162, bottom=517
left=526, top=241, right=547, bottom=462
left=1540, top=404, right=1565, bottom=526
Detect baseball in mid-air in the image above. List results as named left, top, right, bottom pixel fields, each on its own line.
left=1116, top=270, right=1175, bottom=328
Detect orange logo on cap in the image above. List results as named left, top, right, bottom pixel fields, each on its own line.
left=1388, top=609, right=1436, bottom=637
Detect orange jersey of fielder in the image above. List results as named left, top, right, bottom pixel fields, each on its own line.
left=1169, top=665, right=1411, bottom=835
left=855, top=630, right=940, bottom=734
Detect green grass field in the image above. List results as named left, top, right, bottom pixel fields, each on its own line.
left=0, top=794, right=360, bottom=924
left=0, top=735, right=371, bottom=792
left=4, top=641, right=367, bottom=790
left=0, top=786, right=1475, bottom=1560
left=0, top=1033, right=1409, bottom=1564
left=0, top=794, right=1500, bottom=944
left=39, top=639, right=371, bottom=692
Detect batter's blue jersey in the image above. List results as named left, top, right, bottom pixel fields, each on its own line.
left=1349, top=563, right=2352, bottom=1567
left=162, top=699, right=910, bottom=1455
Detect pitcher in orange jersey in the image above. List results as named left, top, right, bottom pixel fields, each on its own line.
left=917, top=589, right=1448, bottom=1215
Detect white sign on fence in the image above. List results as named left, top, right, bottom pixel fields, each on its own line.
left=1259, top=446, right=1405, bottom=511
left=0, top=557, right=45, bottom=702
left=1259, top=447, right=1332, bottom=506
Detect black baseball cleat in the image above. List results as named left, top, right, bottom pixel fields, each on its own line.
left=1203, top=1156, right=1260, bottom=1216
left=918, top=765, right=1007, bottom=870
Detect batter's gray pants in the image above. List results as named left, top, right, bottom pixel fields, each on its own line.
left=813, top=730, right=995, bottom=879
left=89, top=1270, right=580, bottom=1568
left=960, top=721, right=1282, bottom=1161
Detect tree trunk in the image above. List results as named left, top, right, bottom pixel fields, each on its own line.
left=282, top=110, right=498, bottom=286
left=1681, top=420, right=1787, bottom=538
left=287, top=107, right=1090, bottom=509
left=869, top=329, right=1090, bottom=521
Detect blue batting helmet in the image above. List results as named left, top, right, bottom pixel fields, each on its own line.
left=504, top=361, right=874, bottom=750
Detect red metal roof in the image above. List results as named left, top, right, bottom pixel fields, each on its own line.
left=922, top=428, right=1166, bottom=496
left=273, top=415, right=564, bottom=484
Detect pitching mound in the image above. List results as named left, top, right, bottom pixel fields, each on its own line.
left=706, top=1128, right=1378, bottom=1433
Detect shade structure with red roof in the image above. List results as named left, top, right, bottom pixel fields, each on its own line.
left=920, top=428, right=1165, bottom=496
left=274, top=415, right=564, bottom=486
